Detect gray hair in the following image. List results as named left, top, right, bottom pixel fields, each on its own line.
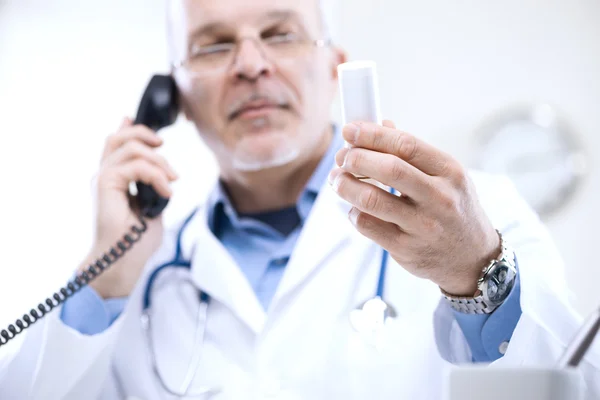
left=166, top=0, right=339, bottom=65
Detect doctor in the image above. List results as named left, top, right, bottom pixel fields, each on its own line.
left=1, top=0, right=599, bottom=398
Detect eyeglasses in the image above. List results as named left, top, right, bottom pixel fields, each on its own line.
left=173, top=32, right=331, bottom=75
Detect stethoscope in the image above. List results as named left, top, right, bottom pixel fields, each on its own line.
left=140, top=208, right=219, bottom=398
left=140, top=199, right=397, bottom=397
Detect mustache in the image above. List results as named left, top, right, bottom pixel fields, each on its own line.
left=226, top=90, right=291, bottom=120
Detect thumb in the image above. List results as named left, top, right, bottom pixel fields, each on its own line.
left=382, top=119, right=396, bottom=129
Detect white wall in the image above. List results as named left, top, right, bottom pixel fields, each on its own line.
left=0, top=0, right=599, bottom=332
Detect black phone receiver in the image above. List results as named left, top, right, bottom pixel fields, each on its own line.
left=132, top=74, right=180, bottom=218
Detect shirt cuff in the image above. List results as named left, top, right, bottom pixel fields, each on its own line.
left=60, top=284, right=128, bottom=335
left=452, top=257, right=522, bottom=362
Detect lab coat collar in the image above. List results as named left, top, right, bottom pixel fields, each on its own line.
left=176, top=125, right=348, bottom=334
left=175, top=179, right=352, bottom=335
left=269, top=179, right=354, bottom=311
left=180, top=206, right=267, bottom=334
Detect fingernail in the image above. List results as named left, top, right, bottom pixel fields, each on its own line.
left=348, top=207, right=360, bottom=225
left=336, top=147, right=349, bottom=167
left=343, top=123, right=360, bottom=143
left=328, top=168, right=342, bottom=191
left=328, top=169, right=336, bottom=185
left=341, top=148, right=350, bottom=169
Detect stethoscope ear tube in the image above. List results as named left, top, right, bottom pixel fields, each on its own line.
left=141, top=279, right=218, bottom=397
left=140, top=207, right=220, bottom=397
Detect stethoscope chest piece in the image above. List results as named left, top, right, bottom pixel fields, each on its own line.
left=349, top=296, right=397, bottom=349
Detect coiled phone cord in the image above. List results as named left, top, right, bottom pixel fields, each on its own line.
left=0, top=217, right=148, bottom=349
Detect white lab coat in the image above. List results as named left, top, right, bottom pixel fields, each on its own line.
left=0, top=170, right=599, bottom=400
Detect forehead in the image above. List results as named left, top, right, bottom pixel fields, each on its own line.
left=171, top=0, right=322, bottom=34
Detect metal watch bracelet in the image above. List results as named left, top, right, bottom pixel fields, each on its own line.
left=441, top=230, right=516, bottom=315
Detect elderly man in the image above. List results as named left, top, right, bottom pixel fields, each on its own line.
left=1, top=0, right=599, bottom=399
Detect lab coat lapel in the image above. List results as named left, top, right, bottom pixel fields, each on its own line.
left=272, top=183, right=353, bottom=306
left=181, top=207, right=267, bottom=334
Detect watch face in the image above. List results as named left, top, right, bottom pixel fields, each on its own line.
left=484, top=262, right=516, bottom=305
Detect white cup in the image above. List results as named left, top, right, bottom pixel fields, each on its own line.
left=445, top=366, right=583, bottom=400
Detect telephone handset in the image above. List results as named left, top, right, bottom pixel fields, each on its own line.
left=0, top=74, right=180, bottom=349
left=132, top=74, right=180, bottom=218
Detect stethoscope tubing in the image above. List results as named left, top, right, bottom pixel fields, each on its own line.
left=142, top=202, right=391, bottom=309
left=140, top=200, right=391, bottom=396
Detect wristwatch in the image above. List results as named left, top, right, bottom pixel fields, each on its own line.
left=441, top=231, right=517, bottom=314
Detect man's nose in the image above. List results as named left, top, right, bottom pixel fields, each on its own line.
left=230, top=38, right=274, bottom=82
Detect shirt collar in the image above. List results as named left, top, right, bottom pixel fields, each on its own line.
left=206, top=124, right=344, bottom=234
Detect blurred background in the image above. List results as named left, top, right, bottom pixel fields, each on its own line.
left=0, top=0, right=599, bottom=330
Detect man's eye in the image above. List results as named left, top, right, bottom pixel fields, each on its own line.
left=263, top=32, right=299, bottom=44
left=190, top=43, right=233, bottom=57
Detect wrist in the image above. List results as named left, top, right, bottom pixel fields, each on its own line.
left=441, top=231, right=517, bottom=315
left=439, top=279, right=479, bottom=298
left=440, top=229, right=502, bottom=297
left=77, top=264, right=125, bottom=299
left=77, top=245, right=135, bottom=300
left=87, top=274, right=129, bottom=300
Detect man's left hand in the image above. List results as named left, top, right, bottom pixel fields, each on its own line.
left=328, top=120, right=501, bottom=296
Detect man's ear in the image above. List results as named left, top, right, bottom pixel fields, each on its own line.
left=179, top=93, right=193, bottom=121
left=331, top=47, right=348, bottom=80
left=171, top=71, right=193, bottom=121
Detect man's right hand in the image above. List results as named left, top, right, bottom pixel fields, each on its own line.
left=79, top=117, right=178, bottom=299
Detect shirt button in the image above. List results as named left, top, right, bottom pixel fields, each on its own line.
left=499, top=341, right=510, bottom=355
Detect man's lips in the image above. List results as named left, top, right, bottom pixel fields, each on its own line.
left=229, top=100, right=289, bottom=120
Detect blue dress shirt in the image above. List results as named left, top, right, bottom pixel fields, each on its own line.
left=60, top=127, right=522, bottom=362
